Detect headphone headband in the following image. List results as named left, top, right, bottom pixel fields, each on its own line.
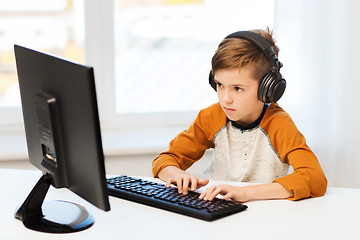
left=225, top=31, right=282, bottom=71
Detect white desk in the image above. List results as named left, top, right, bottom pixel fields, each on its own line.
left=1, top=169, right=359, bottom=240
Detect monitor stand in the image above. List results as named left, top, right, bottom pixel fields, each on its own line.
left=15, top=174, right=94, bottom=233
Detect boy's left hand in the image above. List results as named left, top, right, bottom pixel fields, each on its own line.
left=199, top=182, right=294, bottom=202
left=199, top=184, right=248, bottom=202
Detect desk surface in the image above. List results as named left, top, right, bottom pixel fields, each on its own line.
left=1, top=169, right=359, bottom=240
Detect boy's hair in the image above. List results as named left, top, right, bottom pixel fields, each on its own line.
left=211, top=27, right=280, bottom=82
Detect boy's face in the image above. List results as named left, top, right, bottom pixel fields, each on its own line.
left=213, top=67, right=264, bottom=126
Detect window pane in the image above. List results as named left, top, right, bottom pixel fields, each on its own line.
left=114, top=0, right=274, bottom=114
left=0, top=0, right=85, bottom=108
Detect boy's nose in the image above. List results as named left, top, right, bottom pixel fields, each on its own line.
left=222, top=90, right=233, bottom=104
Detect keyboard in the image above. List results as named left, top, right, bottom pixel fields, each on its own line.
left=106, top=175, right=248, bottom=221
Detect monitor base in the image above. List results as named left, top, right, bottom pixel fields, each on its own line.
left=15, top=174, right=94, bottom=233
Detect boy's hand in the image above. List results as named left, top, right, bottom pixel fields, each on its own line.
left=158, top=166, right=209, bottom=194
left=166, top=174, right=209, bottom=195
left=199, top=182, right=294, bottom=202
left=199, top=184, right=247, bottom=202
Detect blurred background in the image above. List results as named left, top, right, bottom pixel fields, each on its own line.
left=0, top=0, right=359, bottom=188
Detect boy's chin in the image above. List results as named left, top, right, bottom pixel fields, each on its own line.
left=225, top=115, right=239, bottom=122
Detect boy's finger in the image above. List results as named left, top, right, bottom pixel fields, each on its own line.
left=208, top=187, right=222, bottom=201
left=182, top=177, right=190, bottom=194
left=199, top=178, right=209, bottom=187
left=166, top=178, right=173, bottom=188
left=190, top=176, right=198, bottom=191
left=198, top=189, right=208, bottom=199
left=176, top=178, right=183, bottom=193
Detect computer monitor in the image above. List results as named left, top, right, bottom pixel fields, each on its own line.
left=14, top=45, right=110, bottom=233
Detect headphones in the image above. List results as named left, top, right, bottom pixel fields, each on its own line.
left=209, top=31, right=286, bottom=103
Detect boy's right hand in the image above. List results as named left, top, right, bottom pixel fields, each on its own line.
left=158, top=166, right=209, bottom=195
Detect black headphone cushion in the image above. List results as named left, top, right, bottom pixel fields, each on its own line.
left=258, top=72, right=286, bottom=103
left=209, top=71, right=217, bottom=91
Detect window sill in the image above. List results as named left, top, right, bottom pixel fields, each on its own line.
left=0, top=127, right=183, bottom=161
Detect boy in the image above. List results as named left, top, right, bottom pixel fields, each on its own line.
left=152, top=28, right=327, bottom=202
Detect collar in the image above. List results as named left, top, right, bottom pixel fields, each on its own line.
left=230, top=103, right=268, bottom=131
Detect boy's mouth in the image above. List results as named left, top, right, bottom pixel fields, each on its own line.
left=223, top=107, right=236, bottom=112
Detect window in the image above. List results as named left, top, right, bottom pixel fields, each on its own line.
left=0, top=0, right=84, bottom=128
left=0, top=0, right=274, bottom=132
left=113, top=0, right=274, bottom=115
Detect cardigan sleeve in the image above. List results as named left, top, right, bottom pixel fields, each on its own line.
left=152, top=103, right=226, bottom=178
left=263, top=104, right=327, bottom=200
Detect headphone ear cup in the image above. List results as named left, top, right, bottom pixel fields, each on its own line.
left=258, top=72, right=286, bottom=103
left=270, top=77, right=286, bottom=103
left=209, top=71, right=217, bottom=91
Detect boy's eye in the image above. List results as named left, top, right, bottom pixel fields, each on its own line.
left=235, top=87, right=243, bottom=92
left=216, top=82, right=223, bottom=88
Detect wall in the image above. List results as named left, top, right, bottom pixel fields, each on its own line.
left=275, top=0, right=360, bottom=188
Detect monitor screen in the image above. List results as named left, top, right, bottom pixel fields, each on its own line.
left=14, top=45, right=110, bottom=233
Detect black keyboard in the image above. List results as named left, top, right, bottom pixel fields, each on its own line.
left=106, top=175, right=248, bottom=221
